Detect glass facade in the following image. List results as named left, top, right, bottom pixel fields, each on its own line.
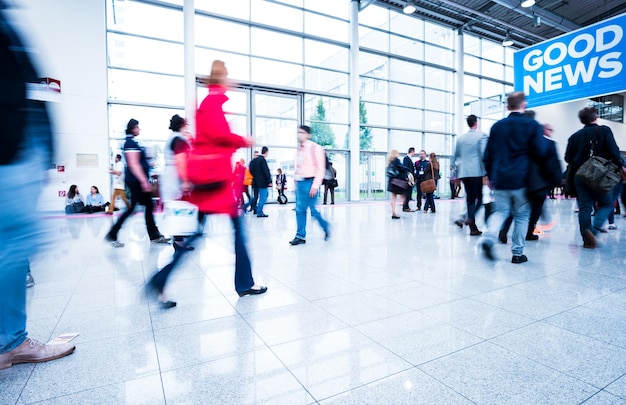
left=105, top=0, right=513, bottom=199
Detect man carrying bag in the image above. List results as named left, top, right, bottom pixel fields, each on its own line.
left=565, top=106, right=625, bottom=248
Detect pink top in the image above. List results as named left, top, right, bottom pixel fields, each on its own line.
left=295, top=140, right=326, bottom=189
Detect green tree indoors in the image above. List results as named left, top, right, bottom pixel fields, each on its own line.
left=309, top=99, right=335, bottom=148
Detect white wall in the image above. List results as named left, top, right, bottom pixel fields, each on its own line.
left=535, top=100, right=626, bottom=162
left=12, top=0, right=108, bottom=211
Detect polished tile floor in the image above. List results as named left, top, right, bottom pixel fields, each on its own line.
left=2, top=197, right=626, bottom=404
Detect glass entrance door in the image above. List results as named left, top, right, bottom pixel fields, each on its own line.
left=251, top=90, right=301, bottom=204
left=359, top=153, right=387, bottom=200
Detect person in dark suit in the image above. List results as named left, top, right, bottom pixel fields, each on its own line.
left=480, top=92, right=550, bottom=264
left=402, top=147, right=416, bottom=212
left=414, top=150, right=429, bottom=211
left=249, top=146, right=272, bottom=217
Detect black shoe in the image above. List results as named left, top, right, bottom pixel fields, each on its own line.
left=498, top=230, right=508, bottom=244
left=173, top=242, right=195, bottom=251
left=392, top=215, right=400, bottom=219
left=257, top=214, right=269, bottom=218
left=454, top=219, right=464, bottom=229
left=511, top=255, right=528, bottom=264
left=237, top=286, right=268, bottom=297
left=324, top=229, right=331, bottom=241
left=160, top=300, right=177, bottom=309
left=481, top=242, right=495, bottom=261
left=403, top=208, right=414, bottom=212
left=289, top=237, right=306, bottom=245
left=525, top=234, right=539, bottom=241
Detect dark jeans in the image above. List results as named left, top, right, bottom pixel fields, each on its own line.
left=424, top=192, right=436, bottom=212
left=608, top=183, right=623, bottom=223
left=149, top=234, right=199, bottom=293
left=415, top=178, right=424, bottom=208
left=107, top=181, right=161, bottom=240
left=250, top=186, right=259, bottom=211
left=402, top=184, right=412, bottom=209
left=574, top=177, right=613, bottom=238
left=461, top=177, right=483, bottom=222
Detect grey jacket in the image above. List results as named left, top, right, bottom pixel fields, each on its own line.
left=452, top=129, right=488, bottom=179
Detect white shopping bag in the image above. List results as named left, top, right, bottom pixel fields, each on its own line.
left=161, top=200, right=199, bottom=236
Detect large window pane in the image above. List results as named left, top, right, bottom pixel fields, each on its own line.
left=424, top=21, right=454, bottom=48
left=251, top=0, right=303, bottom=32
left=482, top=79, right=503, bottom=99
left=389, top=106, right=422, bottom=129
left=255, top=94, right=297, bottom=119
left=464, top=34, right=480, bottom=55
left=390, top=14, right=423, bottom=39
left=359, top=27, right=389, bottom=52
left=389, top=129, right=421, bottom=153
left=464, top=75, right=480, bottom=97
left=254, top=117, right=299, bottom=147
left=360, top=52, right=388, bottom=79
left=361, top=102, right=388, bottom=127
left=251, top=58, right=302, bottom=87
left=424, top=88, right=451, bottom=112
left=304, top=0, right=349, bottom=19
left=425, top=66, right=453, bottom=92
left=424, top=44, right=453, bottom=66
left=106, top=0, right=183, bottom=41
left=359, top=5, right=388, bottom=29
left=304, top=39, right=349, bottom=71
left=108, top=69, right=184, bottom=106
left=196, top=0, right=250, bottom=20
left=360, top=78, right=388, bottom=103
left=464, top=55, right=480, bottom=74
left=424, top=111, right=452, bottom=133
left=389, top=82, right=423, bottom=108
left=108, top=104, right=183, bottom=140
left=390, top=35, right=424, bottom=60
left=367, top=127, right=388, bottom=152
left=195, top=49, right=250, bottom=82
left=108, top=34, right=183, bottom=75
left=304, top=68, right=349, bottom=95
left=481, top=59, right=503, bottom=81
left=424, top=133, right=452, bottom=155
left=482, top=39, right=503, bottom=63
left=251, top=28, right=302, bottom=64
left=389, top=59, right=423, bottom=86
left=304, top=96, right=349, bottom=124
left=195, top=16, right=250, bottom=54
left=304, top=12, right=349, bottom=42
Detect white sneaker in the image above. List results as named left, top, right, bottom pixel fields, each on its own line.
left=608, top=224, right=617, bottom=230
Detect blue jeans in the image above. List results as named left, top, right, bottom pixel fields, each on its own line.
left=257, top=187, right=268, bottom=216
left=0, top=157, right=44, bottom=353
left=574, top=177, right=613, bottom=237
left=482, top=188, right=531, bottom=256
left=295, top=178, right=329, bottom=240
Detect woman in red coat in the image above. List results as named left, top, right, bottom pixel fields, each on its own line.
left=188, top=60, right=267, bottom=297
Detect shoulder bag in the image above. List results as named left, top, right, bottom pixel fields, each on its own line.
left=575, top=128, right=621, bottom=194
left=420, top=164, right=437, bottom=194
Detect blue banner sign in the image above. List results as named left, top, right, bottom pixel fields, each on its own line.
left=514, top=13, right=626, bottom=108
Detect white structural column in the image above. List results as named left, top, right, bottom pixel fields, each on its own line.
left=349, top=0, right=360, bottom=201
left=456, top=29, right=465, bottom=140
left=184, top=0, right=196, bottom=132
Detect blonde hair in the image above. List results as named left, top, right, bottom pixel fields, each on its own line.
left=387, top=149, right=399, bottom=166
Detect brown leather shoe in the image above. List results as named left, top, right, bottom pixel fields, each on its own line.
left=583, top=229, right=596, bottom=249
left=0, top=338, right=75, bottom=370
